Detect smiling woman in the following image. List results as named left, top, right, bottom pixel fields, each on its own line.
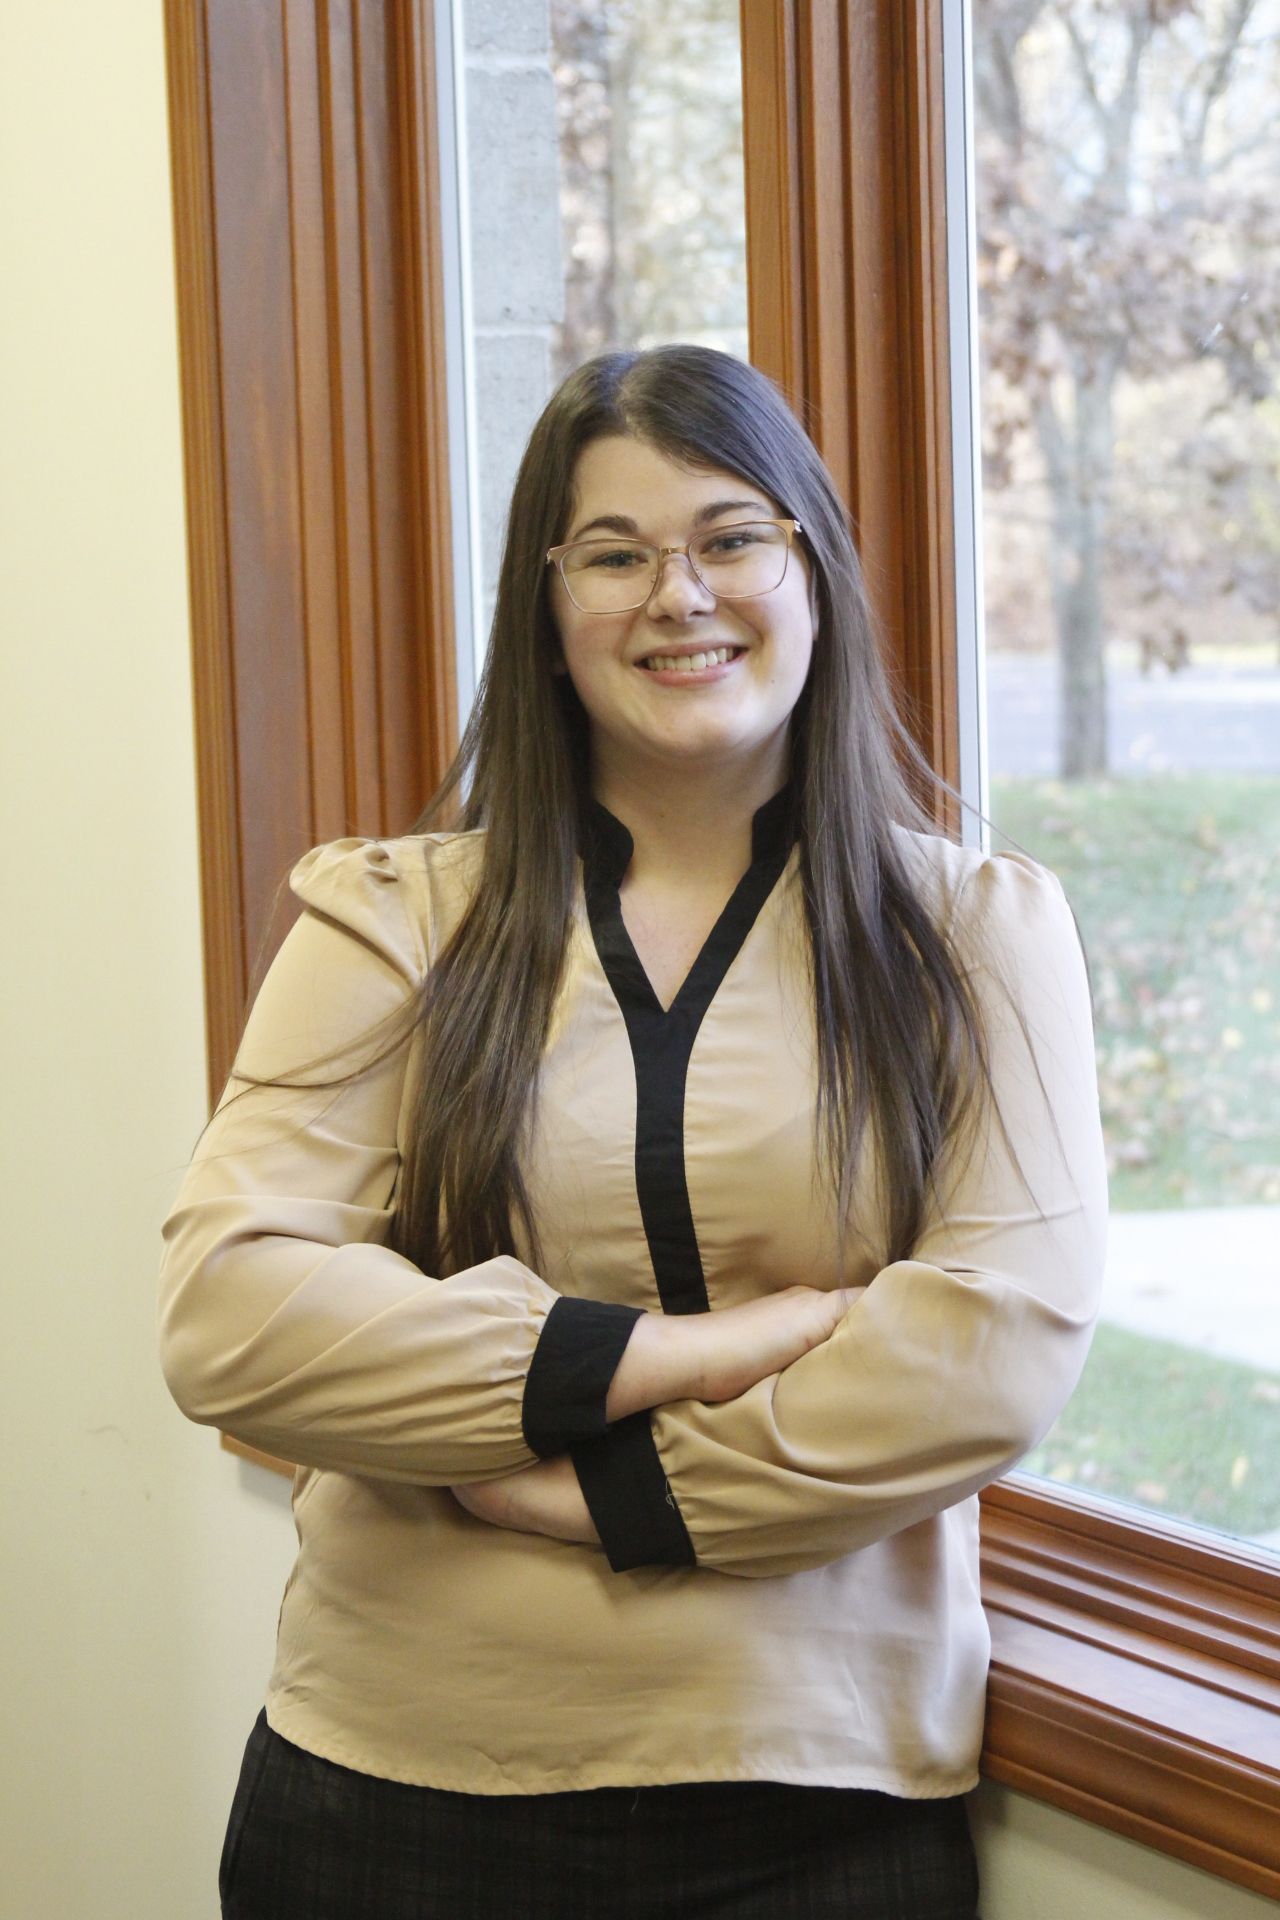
left=547, top=436, right=815, bottom=799
left=159, top=344, right=1107, bottom=1919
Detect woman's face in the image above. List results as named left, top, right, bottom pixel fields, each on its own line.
left=549, top=435, right=816, bottom=790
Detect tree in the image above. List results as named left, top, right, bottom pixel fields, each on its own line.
left=974, top=0, right=1280, bottom=775
left=550, top=0, right=747, bottom=383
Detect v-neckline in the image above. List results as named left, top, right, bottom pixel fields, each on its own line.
left=577, top=785, right=796, bottom=1318
left=580, top=786, right=796, bottom=1023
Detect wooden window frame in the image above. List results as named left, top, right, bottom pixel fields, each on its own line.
left=738, top=0, right=1279, bottom=1898
left=165, top=0, right=1279, bottom=1896
left=164, top=0, right=458, bottom=1103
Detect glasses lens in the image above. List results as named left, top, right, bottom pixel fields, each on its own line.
left=690, top=523, right=789, bottom=598
left=559, top=540, right=655, bottom=611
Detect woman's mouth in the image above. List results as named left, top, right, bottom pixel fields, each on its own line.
left=637, top=645, right=744, bottom=675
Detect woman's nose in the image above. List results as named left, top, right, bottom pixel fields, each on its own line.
left=646, top=550, right=716, bottom=618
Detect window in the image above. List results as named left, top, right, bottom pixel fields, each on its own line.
left=972, top=0, right=1280, bottom=1556
left=437, top=0, right=748, bottom=692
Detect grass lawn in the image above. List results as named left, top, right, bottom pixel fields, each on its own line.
left=987, top=773, right=1280, bottom=1539
left=989, top=772, right=1280, bottom=1212
left=1023, top=1321, right=1280, bottom=1541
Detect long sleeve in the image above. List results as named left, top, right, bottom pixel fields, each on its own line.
left=584, top=849, right=1109, bottom=1576
left=158, top=837, right=637, bottom=1482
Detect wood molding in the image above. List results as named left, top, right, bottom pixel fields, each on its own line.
left=221, top=1434, right=294, bottom=1479
left=740, top=0, right=959, bottom=827
left=163, top=0, right=244, bottom=1097
left=164, top=0, right=458, bottom=1101
left=893, top=0, right=960, bottom=821
left=739, top=0, right=805, bottom=411
left=982, top=1480, right=1280, bottom=1899
left=400, top=0, right=459, bottom=797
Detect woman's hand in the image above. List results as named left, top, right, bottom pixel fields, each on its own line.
left=606, top=1285, right=857, bottom=1421
left=452, top=1454, right=599, bottom=1544
left=454, top=1287, right=855, bottom=1544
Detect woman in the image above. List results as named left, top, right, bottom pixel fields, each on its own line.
left=160, top=345, right=1108, bottom=1918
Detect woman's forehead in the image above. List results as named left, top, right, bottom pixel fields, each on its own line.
left=566, top=435, right=776, bottom=534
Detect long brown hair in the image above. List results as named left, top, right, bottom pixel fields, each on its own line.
left=391, top=345, right=992, bottom=1277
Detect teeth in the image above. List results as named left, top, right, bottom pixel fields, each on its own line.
left=642, top=646, right=736, bottom=673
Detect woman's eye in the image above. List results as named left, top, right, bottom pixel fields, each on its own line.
left=585, top=547, right=646, bottom=570
left=702, top=528, right=764, bottom=556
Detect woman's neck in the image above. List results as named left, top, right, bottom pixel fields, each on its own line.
left=591, top=751, right=788, bottom=890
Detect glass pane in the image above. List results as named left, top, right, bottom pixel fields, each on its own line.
left=453, top=0, right=748, bottom=671
left=973, top=1, right=1280, bottom=1549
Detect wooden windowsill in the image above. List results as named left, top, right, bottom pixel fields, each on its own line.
left=980, top=1479, right=1280, bottom=1899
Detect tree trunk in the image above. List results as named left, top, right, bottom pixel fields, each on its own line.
left=1035, top=358, right=1115, bottom=779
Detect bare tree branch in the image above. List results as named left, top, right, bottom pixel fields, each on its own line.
left=1102, top=7, right=1155, bottom=197
left=1184, top=0, right=1258, bottom=176
left=1052, top=0, right=1107, bottom=129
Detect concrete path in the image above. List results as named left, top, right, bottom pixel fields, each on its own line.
left=1099, top=1205, right=1280, bottom=1374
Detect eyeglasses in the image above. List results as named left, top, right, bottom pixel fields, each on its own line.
left=546, top=519, right=803, bottom=614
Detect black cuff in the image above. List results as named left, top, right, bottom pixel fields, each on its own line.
left=522, top=1296, right=645, bottom=1459
left=571, top=1413, right=696, bottom=1572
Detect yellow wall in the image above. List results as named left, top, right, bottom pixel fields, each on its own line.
left=971, top=1786, right=1272, bottom=1918
left=0, top=6, right=295, bottom=1915
left=0, top=4, right=1270, bottom=1915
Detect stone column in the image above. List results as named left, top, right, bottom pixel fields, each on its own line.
left=463, top=0, right=563, bottom=631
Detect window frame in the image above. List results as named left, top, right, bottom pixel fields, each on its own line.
left=163, top=0, right=459, bottom=1102
left=737, top=1, right=1279, bottom=1896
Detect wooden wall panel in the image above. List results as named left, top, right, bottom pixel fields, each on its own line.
left=740, top=0, right=959, bottom=823
left=164, top=0, right=457, bottom=1100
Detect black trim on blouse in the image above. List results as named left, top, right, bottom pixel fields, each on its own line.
left=569, top=787, right=797, bottom=1572
left=580, top=786, right=796, bottom=1318
left=522, top=1296, right=644, bottom=1459
left=571, top=1413, right=696, bottom=1572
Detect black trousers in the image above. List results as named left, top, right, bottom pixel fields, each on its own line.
left=221, top=1711, right=980, bottom=1920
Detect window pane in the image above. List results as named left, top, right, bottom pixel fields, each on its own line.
left=973, top=0, right=1280, bottom=1549
left=453, top=0, right=747, bottom=671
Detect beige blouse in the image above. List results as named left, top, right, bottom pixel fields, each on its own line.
left=159, top=797, right=1108, bottom=1798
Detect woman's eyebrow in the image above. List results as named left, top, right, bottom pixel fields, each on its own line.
left=693, top=497, right=773, bottom=528
left=567, top=499, right=772, bottom=542
left=567, top=512, right=641, bottom=541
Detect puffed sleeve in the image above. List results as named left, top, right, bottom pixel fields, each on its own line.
left=158, top=838, right=639, bottom=1482
left=576, top=850, right=1109, bottom=1575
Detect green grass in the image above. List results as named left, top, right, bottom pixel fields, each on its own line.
left=988, top=774, right=1280, bottom=1537
left=1024, top=1322, right=1280, bottom=1539
left=989, top=773, right=1280, bottom=1212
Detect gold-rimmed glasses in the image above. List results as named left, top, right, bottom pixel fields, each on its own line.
left=546, top=519, right=803, bottom=614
